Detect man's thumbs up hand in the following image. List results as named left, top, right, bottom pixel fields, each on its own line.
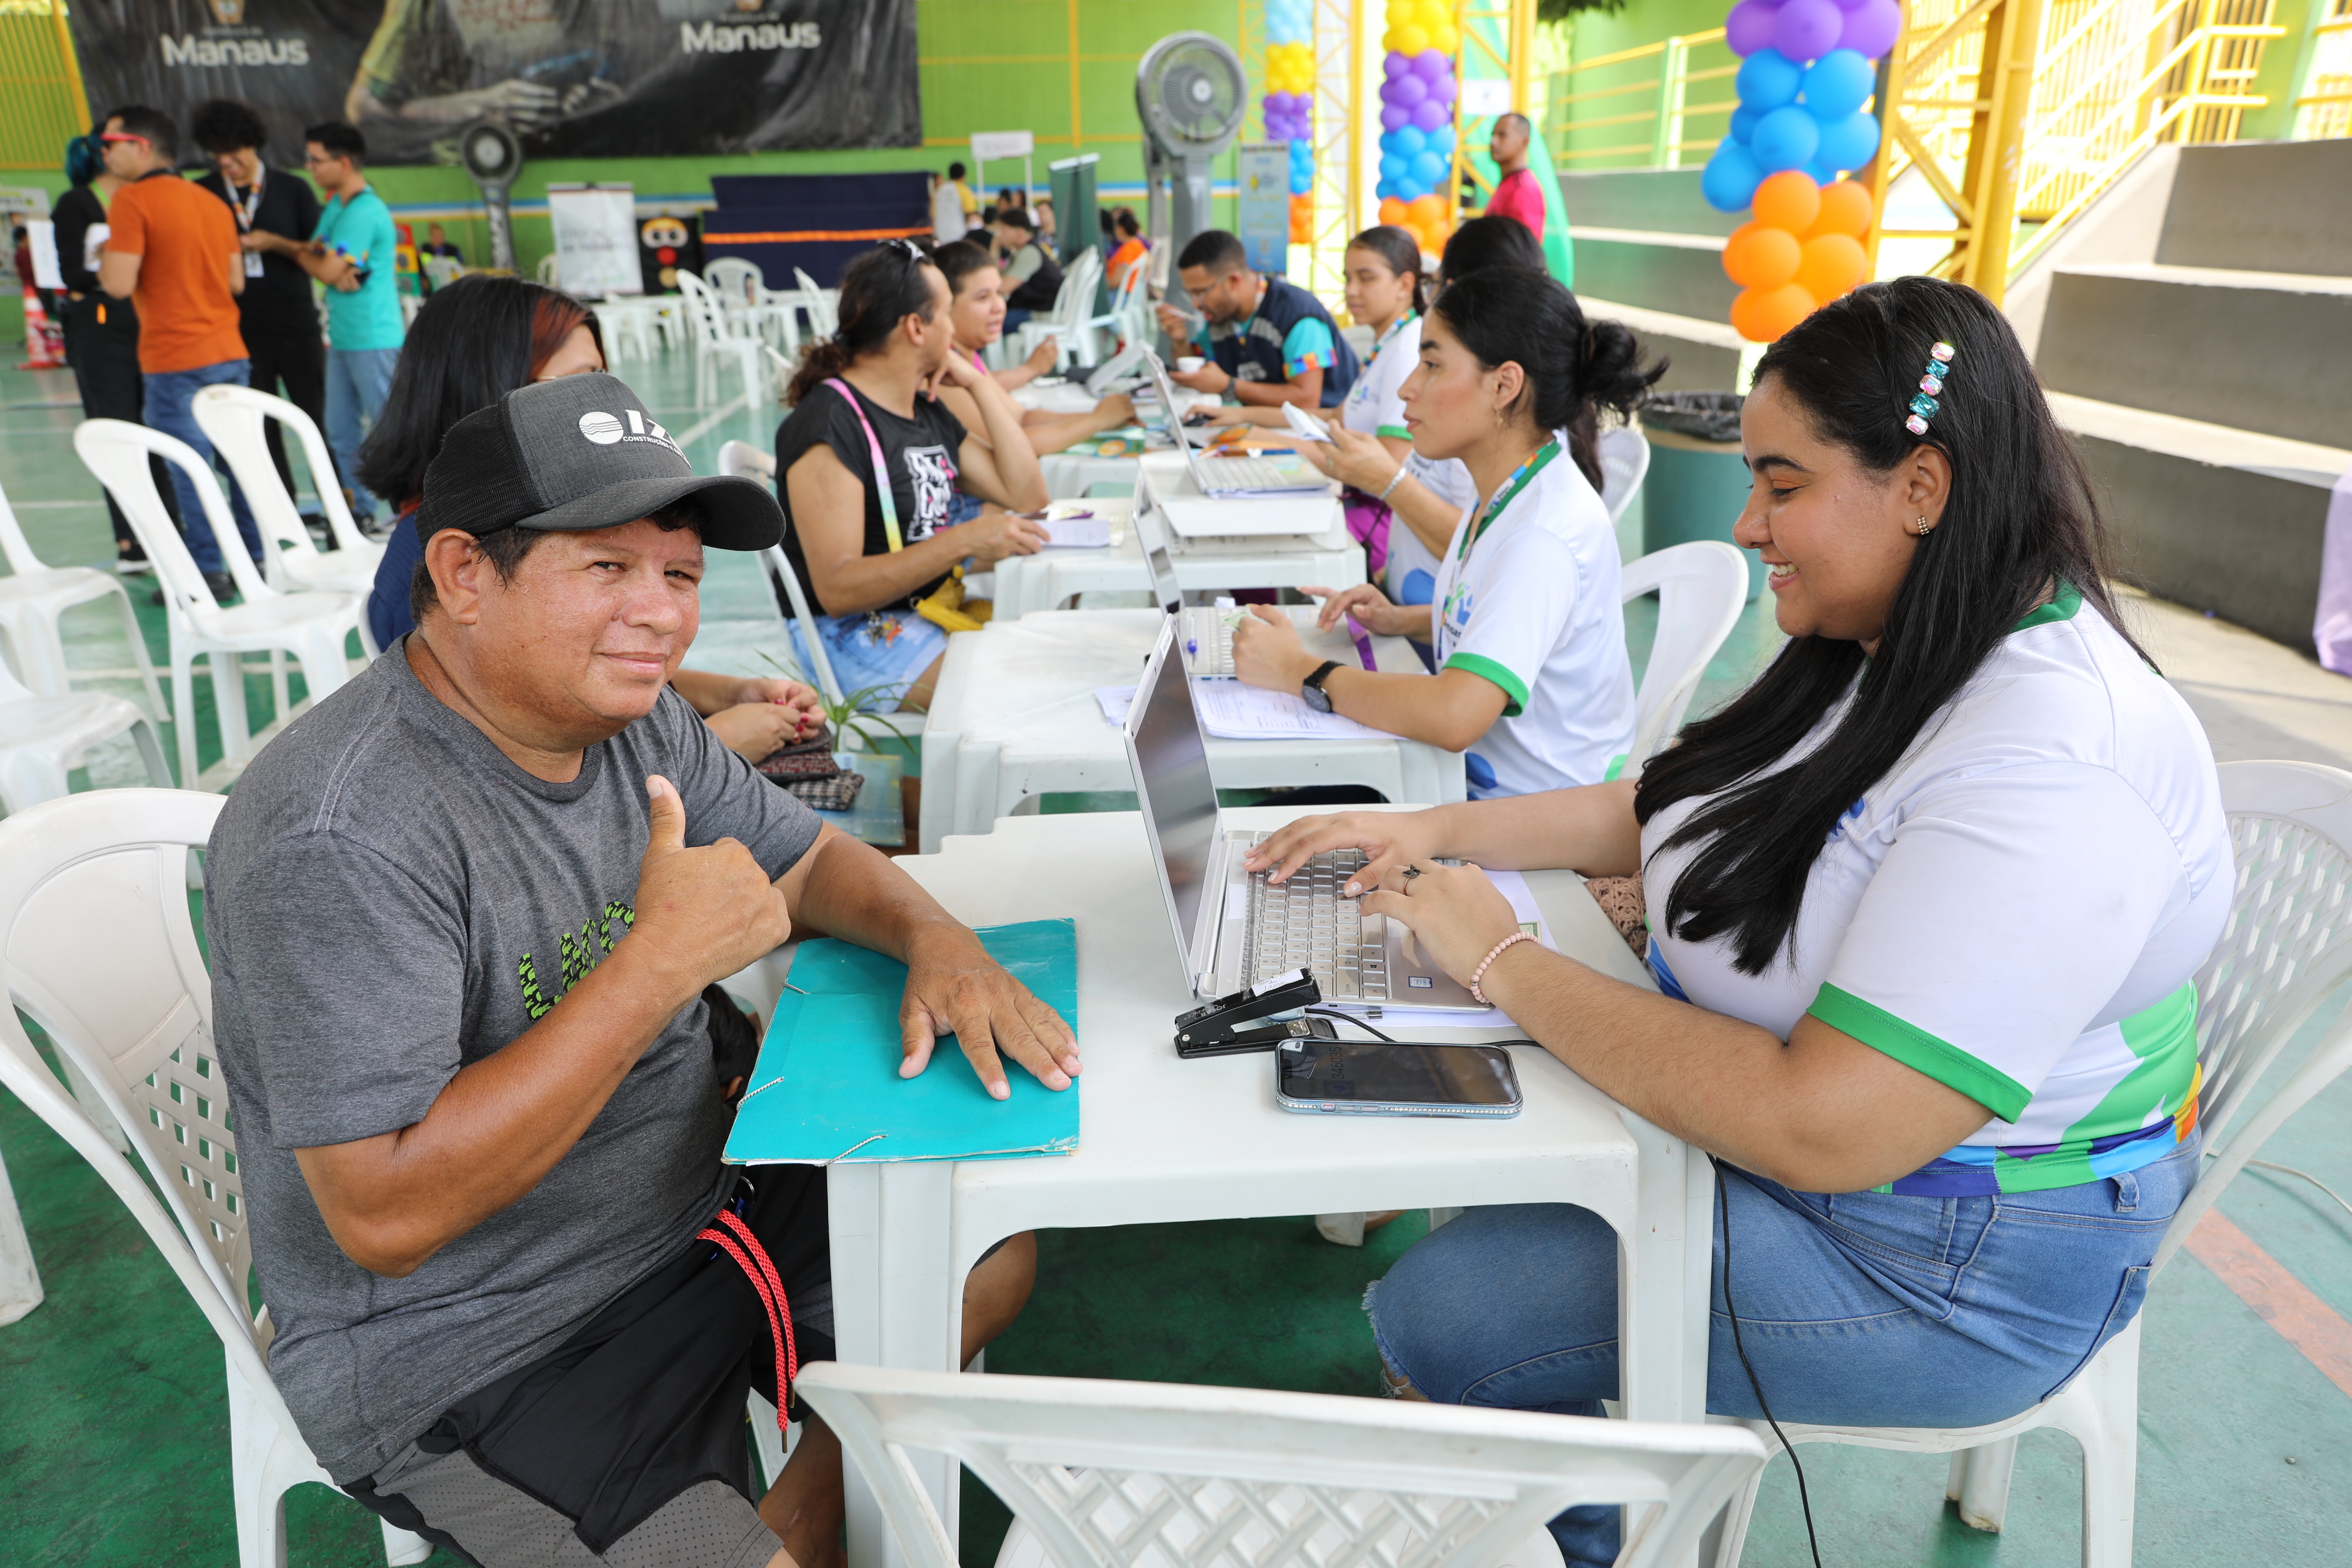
left=631, top=775, right=791, bottom=1000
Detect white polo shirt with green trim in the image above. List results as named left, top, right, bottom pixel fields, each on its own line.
left=1639, top=589, right=2231, bottom=1195
left=1426, top=443, right=1636, bottom=797
left=1340, top=312, right=1419, bottom=443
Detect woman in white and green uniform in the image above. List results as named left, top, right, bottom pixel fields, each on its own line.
left=1246, top=277, right=2229, bottom=1566
left=1231, top=268, right=1657, bottom=796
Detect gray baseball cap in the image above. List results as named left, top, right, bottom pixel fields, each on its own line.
left=414, top=372, right=782, bottom=550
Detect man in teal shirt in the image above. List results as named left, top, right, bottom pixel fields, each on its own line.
left=295, top=120, right=404, bottom=526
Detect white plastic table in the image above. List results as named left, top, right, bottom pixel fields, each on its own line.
left=986, top=498, right=1369, bottom=620
left=1036, top=450, right=1140, bottom=499
left=917, top=609, right=1466, bottom=853
left=722, top=807, right=1712, bottom=1568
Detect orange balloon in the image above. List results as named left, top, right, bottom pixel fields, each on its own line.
left=1379, top=196, right=1409, bottom=226
left=1807, top=180, right=1874, bottom=240
left=1795, top=232, right=1868, bottom=301
left=1722, top=223, right=1801, bottom=290
left=1408, top=193, right=1446, bottom=224
left=1751, top=170, right=1822, bottom=237
left=1730, top=282, right=1817, bottom=344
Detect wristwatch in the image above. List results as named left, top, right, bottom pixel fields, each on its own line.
left=1300, top=660, right=1342, bottom=713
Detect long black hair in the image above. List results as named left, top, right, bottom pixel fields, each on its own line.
left=356, top=275, right=601, bottom=509
left=1347, top=225, right=1430, bottom=318
left=1426, top=269, right=1663, bottom=491
left=1633, top=276, right=2145, bottom=974
left=784, top=241, right=943, bottom=406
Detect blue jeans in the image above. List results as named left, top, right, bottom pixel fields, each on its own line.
left=142, top=358, right=264, bottom=577
left=1366, top=1135, right=2199, bottom=1566
left=326, top=346, right=401, bottom=521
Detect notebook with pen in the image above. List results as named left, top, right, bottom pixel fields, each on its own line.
left=724, top=919, right=1080, bottom=1165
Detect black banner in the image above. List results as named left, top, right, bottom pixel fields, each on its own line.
left=64, top=0, right=919, bottom=166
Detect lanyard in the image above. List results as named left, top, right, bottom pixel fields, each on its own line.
left=1347, top=311, right=1415, bottom=406
left=230, top=168, right=263, bottom=233
left=826, top=378, right=906, bottom=552
left=1454, top=439, right=1560, bottom=563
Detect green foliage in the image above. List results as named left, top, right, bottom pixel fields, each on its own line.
left=1537, top=0, right=1628, bottom=20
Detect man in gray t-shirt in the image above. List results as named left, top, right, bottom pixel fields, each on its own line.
left=205, top=373, right=1079, bottom=1568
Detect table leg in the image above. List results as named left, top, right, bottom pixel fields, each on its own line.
left=0, top=1136, right=44, bottom=1327
left=829, top=1160, right=959, bottom=1568
left=1616, top=1111, right=1713, bottom=1427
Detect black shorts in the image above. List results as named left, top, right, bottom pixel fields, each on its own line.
left=345, top=1164, right=832, bottom=1566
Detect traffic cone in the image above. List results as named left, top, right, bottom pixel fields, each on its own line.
left=17, top=282, right=67, bottom=370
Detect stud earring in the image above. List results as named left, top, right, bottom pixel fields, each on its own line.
left=1914, top=515, right=1934, bottom=536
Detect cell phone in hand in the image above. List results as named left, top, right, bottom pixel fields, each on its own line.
left=1281, top=403, right=1333, bottom=443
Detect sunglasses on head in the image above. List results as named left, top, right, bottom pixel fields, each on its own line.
left=100, top=132, right=149, bottom=145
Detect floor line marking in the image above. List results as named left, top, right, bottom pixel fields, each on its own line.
left=675, top=393, right=758, bottom=453
left=11, top=498, right=104, bottom=508
left=2185, top=1208, right=2352, bottom=1399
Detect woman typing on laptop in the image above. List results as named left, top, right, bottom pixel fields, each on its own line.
left=1244, top=279, right=2225, bottom=1567
left=1228, top=268, right=1658, bottom=797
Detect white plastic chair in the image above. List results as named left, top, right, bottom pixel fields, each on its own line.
left=534, top=252, right=560, bottom=287
left=74, top=420, right=367, bottom=790
left=1014, top=248, right=1105, bottom=371
left=798, top=1363, right=1767, bottom=1568
left=0, top=788, right=433, bottom=1568
left=1080, top=260, right=1146, bottom=364
left=1620, top=540, right=1748, bottom=770
left=1598, top=424, right=1651, bottom=525
left=716, top=438, right=847, bottom=708
left=0, top=644, right=172, bottom=813
left=675, top=268, right=771, bottom=410
left=192, top=386, right=387, bottom=642
left=0, top=477, right=168, bottom=723
left=793, top=268, right=840, bottom=337
left=1709, top=758, right=2352, bottom=1568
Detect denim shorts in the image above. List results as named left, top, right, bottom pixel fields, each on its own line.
left=787, top=610, right=946, bottom=711
left=1366, top=1133, right=2199, bottom=1565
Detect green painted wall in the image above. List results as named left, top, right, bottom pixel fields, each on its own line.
left=1547, top=0, right=1739, bottom=173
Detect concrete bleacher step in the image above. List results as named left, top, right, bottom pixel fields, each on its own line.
left=2035, top=262, right=2352, bottom=450
left=2151, top=139, right=2352, bottom=278
left=2044, top=393, right=2348, bottom=651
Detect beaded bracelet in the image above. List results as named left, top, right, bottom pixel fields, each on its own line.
left=1469, top=931, right=1537, bottom=1006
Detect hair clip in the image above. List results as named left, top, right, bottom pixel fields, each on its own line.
left=1905, top=342, right=1955, bottom=436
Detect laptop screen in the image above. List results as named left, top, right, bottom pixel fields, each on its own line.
left=1141, top=352, right=1210, bottom=490
left=1128, top=623, right=1218, bottom=953
left=1131, top=472, right=1182, bottom=614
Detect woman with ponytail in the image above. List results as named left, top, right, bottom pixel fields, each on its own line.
left=1247, top=277, right=2228, bottom=1566
left=1231, top=267, right=1656, bottom=797
left=775, top=240, right=1047, bottom=711
left=1204, top=226, right=1428, bottom=577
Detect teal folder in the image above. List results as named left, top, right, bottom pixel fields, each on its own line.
left=724, top=919, right=1080, bottom=1165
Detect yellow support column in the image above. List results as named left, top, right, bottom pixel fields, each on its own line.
left=1951, top=0, right=2048, bottom=304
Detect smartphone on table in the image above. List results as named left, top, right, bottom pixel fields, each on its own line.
left=1275, top=1038, right=1524, bottom=1118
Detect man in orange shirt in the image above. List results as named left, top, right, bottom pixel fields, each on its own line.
left=99, top=105, right=264, bottom=595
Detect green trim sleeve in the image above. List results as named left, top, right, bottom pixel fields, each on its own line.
left=1807, top=984, right=2033, bottom=1122
left=1443, top=651, right=1528, bottom=717
left=1376, top=423, right=1412, bottom=440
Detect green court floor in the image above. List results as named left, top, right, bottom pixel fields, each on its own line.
left=5, top=350, right=2351, bottom=1567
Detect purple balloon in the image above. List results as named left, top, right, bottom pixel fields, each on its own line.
left=1377, top=77, right=1402, bottom=106
left=1414, top=48, right=1452, bottom=80
left=1424, top=70, right=1457, bottom=105
left=1838, top=0, right=1901, bottom=58
left=1381, top=103, right=1412, bottom=132
left=1385, top=51, right=1413, bottom=80
left=1390, top=72, right=1428, bottom=109
left=1412, top=96, right=1451, bottom=131
left=1833, top=0, right=1871, bottom=10
left=1724, top=0, right=1780, bottom=56
left=1772, top=0, right=1843, bottom=62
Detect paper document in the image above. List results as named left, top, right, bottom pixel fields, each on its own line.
left=1094, top=685, right=1135, bottom=726
left=1042, top=513, right=1112, bottom=548
left=1351, top=870, right=1556, bottom=1030
left=725, top=919, right=1080, bottom=1165
left=1190, top=679, right=1387, bottom=741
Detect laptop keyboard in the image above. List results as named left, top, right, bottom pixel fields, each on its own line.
left=1180, top=606, right=1237, bottom=678
left=1202, top=455, right=1308, bottom=493
left=1244, top=846, right=1389, bottom=1002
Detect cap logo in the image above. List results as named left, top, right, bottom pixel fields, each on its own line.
left=576, top=408, right=683, bottom=456
left=579, top=411, right=624, bottom=445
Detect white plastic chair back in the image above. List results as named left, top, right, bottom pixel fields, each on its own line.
left=0, top=473, right=50, bottom=574
left=798, top=1364, right=1765, bottom=1568
left=0, top=476, right=171, bottom=722
left=673, top=268, right=727, bottom=347
left=1598, top=425, right=1651, bottom=525
left=794, top=269, right=839, bottom=336
left=74, top=419, right=273, bottom=615
left=714, top=437, right=842, bottom=705
left=192, top=384, right=380, bottom=564
left=0, top=789, right=430, bottom=1567
left=706, top=256, right=762, bottom=308
left=1619, top=541, right=1747, bottom=769
left=0, top=653, right=172, bottom=813
left=535, top=252, right=560, bottom=286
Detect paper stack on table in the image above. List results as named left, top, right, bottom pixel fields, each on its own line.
left=1189, top=679, right=1387, bottom=741
left=725, top=919, right=1080, bottom=1165
left=1042, top=513, right=1113, bottom=548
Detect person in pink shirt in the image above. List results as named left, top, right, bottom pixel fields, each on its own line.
left=1483, top=113, right=1546, bottom=242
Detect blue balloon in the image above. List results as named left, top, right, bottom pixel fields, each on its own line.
left=1377, top=176, right=1399, bottom=200
left=1394, top=125, right=1427, bottom=158
left=1409, top=149, right=1449, bottom=188
left=1736, top=48, right=1804, bottom=112
left=1751, top=104, right=1821, bottom=171
left=1814, top=108, right=1881, bottom=171
left=1425, top=125, right=1454, bottom=158
left=1804, top=160, right=1841, bottom=188
left=1729, top=106, right=1762, bottom=142
left=1802, top=49, right=1876, bottom=120
left=1394, top=179, right=1426, bottom=203
left=1378, top=129, right=1403, bottom=155
left=1290, top=168, right=1313, bottom=194
left=1700, top=139, right=1766, bottom=212
left=1381, top=152, right=1410, bottom=184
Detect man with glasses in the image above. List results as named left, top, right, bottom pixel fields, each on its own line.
left=289, top=120, right=404, bottom=529
left=96, top=104, right=268, bottom=598
left=1153, top=228, right=1358, bottom=409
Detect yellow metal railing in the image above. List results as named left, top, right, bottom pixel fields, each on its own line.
left=0, top=0, right=90, bottom=172
left=1543, top=28, right=1740, bottom=169
left=2295, top=3, right=2352, bottom=138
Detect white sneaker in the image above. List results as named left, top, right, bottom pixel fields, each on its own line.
left=115, top=558, right=155, bottom=576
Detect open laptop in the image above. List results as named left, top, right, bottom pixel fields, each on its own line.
left=1123, top=615, right=1482, bottom=1010
left=1141, top=352, right=1330, bottom=499
left=1133, top=478, right=1237, bottom=678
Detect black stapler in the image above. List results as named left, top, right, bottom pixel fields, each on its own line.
left=1174, top=968, right=1324, bottom=1057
